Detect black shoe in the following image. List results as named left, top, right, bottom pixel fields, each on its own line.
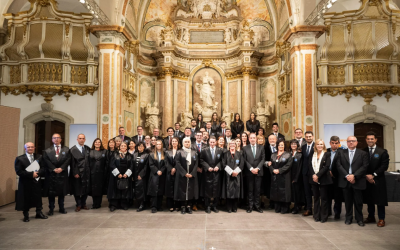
left=228, top=209, right=232, bottom=213
left=59, top=209, right=67, bottom=214
left=122, top=206, right=128, bottom=210
left=35, top=212, right=48, bottom=219
left=314, top=218, right=321, bottom=222
left=357, top=221, right=365, bottom=227
left=275, top=209, right=281, bottom=213
left=110, top=206, right=116, bottom=212
left=205, top=207, right=211, bottom=214
left=292, top=209, right=299, bottom=214
left=246, top=209, right=252, bottom=213
left=136, top=205, right=144, bottom=212
left=345, top=220, right=352, bottom=225
left=181, top=207, right=186, bottom=214
left=334, top=214, right=340, bottom=220
left=254, top=207, right=263, bottom=213
left=321, top=219, right=327, bottom=223
left=233, top=209, right=237, bottom=213
left=187, top=207, right=192, bottom=214
left=48, top=210, right=54, bottom=216
left=23, top=216, right=30, bottom=222
left=151, top=208, right=157, bottom=213
left=211, top=207, right=219, bottom=213
left=157, top=208, right=164, bottom=212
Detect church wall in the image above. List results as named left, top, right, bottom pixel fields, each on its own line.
left=0, top=93, right=98, bottom=155
left=227, top=80, right=239, bottom=114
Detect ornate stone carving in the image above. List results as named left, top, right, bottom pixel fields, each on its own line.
left=179, top=109, right=194, bottom=132
left=194, top=71, right=218, bottom=120
left=278, top=90, right=292, bottom=108
left=221, top=111, right=233, bottom=129
left=255, top=101, right=270, bottom=128
left=122, top=89, right=137, bottom=107
left=353, top=63, right=390, bottom=84
left=327, top=65, right=345, bottom=85
left=144, top=102, right=162, bottom=134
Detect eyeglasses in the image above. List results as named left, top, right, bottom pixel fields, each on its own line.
left=347, top=140, right=357, bottom=143
left=52, top=137, right=61, bottom=139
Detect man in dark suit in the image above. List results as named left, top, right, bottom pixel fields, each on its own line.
left=327, top=135, right=344, bottom=219
left=363, top=131, right=390, bottom=227
left=69, top=134, right=91, bottom=212
left=15, top=142, right=48, bottom=222
left=264, top=134, right=277, bottom=209
left=191, top=131, right=208, bottom=211
left=217, top=121, right=228, bottom=138
left=183, top=127, right=196, bottom=144
left=200, top=136, right=224, bottom=213
left=270, top=123, right=285, bottom=141
left=294, top=128, right=307, bottom=147
left=205, top=122, right=216, bottom=137
left=42, top=133, right=71, bottom=215
left=243, top=133, right=265, bottom=213
left=132, top=126, right=145, bottom=144
left=336, top=136, right=369, bottom=226
left=174, top=123, right=185, bottom=141
left=190, top=119, right=198, bottom=139
left=153, top=128, right=163, bottom=141
left=115, top=126, right=131, bottom=144
left=202, top=131, right=210, bottom=145
left=301, top=131, right=314, bottom=216
left=163, top=127, right=175, bottom=149
left=224, top=128, right=233, bottom=145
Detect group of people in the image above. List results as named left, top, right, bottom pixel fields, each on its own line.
left=15, top=112, right=390, bottom=228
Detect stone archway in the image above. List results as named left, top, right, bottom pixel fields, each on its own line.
left=23, top=103, right=74, bottom=147
left=343, top=104, right=396, bottom=171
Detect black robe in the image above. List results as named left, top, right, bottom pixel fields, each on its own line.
left=211, top=121, right=220, bottom=135
left=89, top=149, right=108, bottom=196
left=133, top=151, right=149, bottom=201
left=269, top=152, right=293, bottom=202
left=165, top=150, right=178, bottom=198
left=42, top=146, right=71, bottom=197
left=221, top=151, right=244, bottom=199
left=15, top=154, right=45, bottom=211
left=147, top=152, right=167, bottom=196
left=107, top=153, right=134, bottom=200
left=290, top=152, right=305, bottom=203
left=69, top=145, right=91, bottom=196
left=174, top=149, right=199, bottom=201
left=230, top=121, right=244, bottom=139
left=246, top=120, right=260, bottom=133
left=200, top=147, right=224, bottom=198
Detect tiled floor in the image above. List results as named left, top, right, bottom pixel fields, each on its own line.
left=0, top=196, right=399, bottom=250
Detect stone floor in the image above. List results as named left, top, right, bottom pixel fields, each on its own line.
left=0, top=196, right=399, bottom=250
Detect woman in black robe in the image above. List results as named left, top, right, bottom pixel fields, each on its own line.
left=134, top=142, right=149, bottom=212
left=107, top=142, right=134, bottom=211
left=128, top=140, right=136, bottom=155
left=147, top=140, right=167, bottom=213
left=222, top=140, right=244, bottom=213
left=210, top=112, right=220, bottom=135
left=231, top=113, right=244, bottom=139
left=165, top=137, right=180, bottom=212
left=268, top=139, right=293, bottom=214
left=89, top=138, right=108, bottom=209
left=241, top=132, right=250, bottom=148
left=246, top=112, right=260, bottom=133
left=196, top=113, right=206, bottom=130
left=289, top=139, right=304, bottom=214
left=174, top=137, right=198, bottom=214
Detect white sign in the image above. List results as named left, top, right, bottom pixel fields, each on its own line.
left=323, top=123, right=354, bottom=149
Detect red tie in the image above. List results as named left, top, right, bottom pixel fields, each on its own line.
left=56, top=146, right=60, bottom=158
left=139, top=136, right=141, bottom=142
left=222, top=129, right=225, bottom=137
left=169, top=137, right=172, bottom=147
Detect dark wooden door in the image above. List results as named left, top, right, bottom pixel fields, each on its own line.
left=35, top=120, right=65, bottom=154
left=354, top=122, right=384, bottom=149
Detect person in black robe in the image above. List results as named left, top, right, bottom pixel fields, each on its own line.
left=289, top=139, right=304, bottom=214
left=268, top=139, right=293, bottom=214
left=222, top=140, right=244, bottom=213
left=15, top=142, right=48, bottom=222
left=134, top=142, right=149, bottom=212
left=246, top=112, right=260, bottom=134
left=165, top=137, right=180, bottom=211
left=196, top=113, right=206, bottom=130
left=200, top=136, right=224, bottom=213
left=210, top=112, right=220, bottom=135
left=147, top=140, right=167, bottom=213
left=231, top=113, right=244, bottom=139
left=70, top=133, right=91, bottom=212
left=108, top=142, right=134, bottom=211
left=163, top=127, right=175, bottom=150
left=191, top=131, right=208, bottom=211
left=174, top=137, right=199, bottom=214
left=42, top=133, right=70, bottom=215
left=89, top=138, right=108, bottom=209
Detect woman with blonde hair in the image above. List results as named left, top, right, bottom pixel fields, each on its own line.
left=256, top=135, right=265, bottom=146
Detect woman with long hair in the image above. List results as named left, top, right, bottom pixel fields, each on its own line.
left=241, top=132, right=250, bottom=147
left=128, top=140, right=136, bottom=155
left=246, top=112, right=260, bottom=134
left=89, top=138, right=108, bottom=209
left=147, top=140, right=167, bottom=213
left=134, top=141, right=149, bottom=212
left=211, top=112, right=220, bottom=135
left=165, top=137, right=180, bottom=212
left=230, top=113, right=244, bottom=139
left=196, top=113, right=206, bottom=130
left=235, top=137, right=242, bottom=152
left=289, top=139, right=304, bottom=214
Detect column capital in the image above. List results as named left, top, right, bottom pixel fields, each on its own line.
left=283, top=25, right=325, bottom=42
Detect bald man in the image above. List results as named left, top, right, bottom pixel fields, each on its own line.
left=15, top=142, right=48, bottom=222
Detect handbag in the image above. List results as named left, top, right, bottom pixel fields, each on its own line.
left=117, top=178, right=129, bottom=190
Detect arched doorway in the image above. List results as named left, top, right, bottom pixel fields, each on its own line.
left=354, top=122, right=384, bottom=149
left=34, top=120, right=65, bottom=154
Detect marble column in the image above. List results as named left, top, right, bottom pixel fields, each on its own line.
left=163, top=67, right=173, bottom=133
left=242, top=67, right=252, bottom=129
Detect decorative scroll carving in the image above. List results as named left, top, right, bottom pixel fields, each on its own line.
left=327, top=65, right=345, bottom=85
left=353, top=63, right=390, bottom=84
left=9, top=65, right=21, bottom=84
left=278, top=90, right=292, bottom=108
left=122, top=89, right=137, bottom=107
left=70, top=66, right=88, bottom=84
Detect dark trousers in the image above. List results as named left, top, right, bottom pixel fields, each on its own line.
left=226, top=199, right=238, bottom=211
left=180, top=200, right=193, bottom=207
left=292, top=181, right=302, bottom=210
left=302, top=173, right=313, bottom=211
left=275, top=202, right=290, bottom=213
left=151, top=195, right=163, bottom=209
left=343, top=185, right=364, bottom=222
left=367, top=204, right=385, bottom=220
left=205, top=197, right=220, bottom=208
left=329, top=183, right=343, bottom=216
left=92, top=196, right=103, bottom=208
left=246, top=175, right=262, bottom=209
left=23, top=206, right=42, bottom=215
left=48, top=195, right=65, bottom=210
left=74, top=195, right=88, bottom=207
left=167, top=197, right=178, bottom=209
left=109, top=199, right=129, bottom=209
left=312, top=184, right=329, bottom=221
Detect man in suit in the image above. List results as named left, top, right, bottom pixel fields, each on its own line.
left=327, top=135, right=344, bottom=219
left=363, top=131, right=390, bottom=227
left=264, top=134, right=277, bottom=209
left=200, top=136, right=224, bottom=213
left=336, top=136, right=369, bottom=226
left=224, top=128, right=233, bottom=145
left=153, top=128, right=163, bottom=141
left=163, top=127, right=175, bottom=149
left=174, top=123, right=185, bottom=141
left=42, top=133, right=71, bottom=216
left=132, top=126, right=145, bottom=144
left=183, top=127, right=196, bottom=144
left=190, top=119, right=198, bottom=139
left=205, top=122, right=216, bottom=137
left=15, top=142, right=48, bottom=222
left=270, top=123, right=285, bottom=141
left=301, top=131, right=314, bottom=216
left=294, top=128, right=307, bottom=147
left=191, top=131, right=208, bottom=211
left=69, top=134, right=91, bottom=212
left=218, top=121, right=228, bottom=138
left=202, top=131, right=210, bottom=145
left=243, top=133, right=265, bottom=213
left=115, top=127, right=131, bottom=145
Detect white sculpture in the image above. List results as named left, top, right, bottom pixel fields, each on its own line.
left=179, top=109, right=194, bottom=132
left=224, top=28, right=232, bottom=44
left=256, top=101, right=271, bottom=129
left=194, top=71, right=219, bottom=120
left=252, top=31, right=260, bottom=47
left=144, top=102, right=161, bottom=134
left=221, top=111, right=233, bottom=129
left=182, top=29, right=190, bottom=45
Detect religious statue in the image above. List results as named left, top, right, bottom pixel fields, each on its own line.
left=224, top=28, right=232, bottom=44
left=144, top=102, right=161, bottom=134
left=194, top=70, right=219, bottom=120
left=179, top=109, right=194, bottom=132
left=255, top=101, right=271, bottom=129
left=182, top=29, right=190, bottom=45
left=221, top=111, right=233, bottom=129
left=251, top=31, right=260, bottom=47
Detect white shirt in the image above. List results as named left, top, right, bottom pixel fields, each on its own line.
left=348, top=148, right=356, bottom=162
left=297, top=138, right=303, bottom=145
left=26, top=153, right=34, bottom=163
left=251, top=144, right=257, bottom=156
left=76, top=144, right=84, bottom=153
left=369, top=145, right=376, bottom=154
left=270, top=145, right=276, bottom=153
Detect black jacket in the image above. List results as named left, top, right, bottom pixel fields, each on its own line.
left=147, top=152, right=167, bottom=196
left=174, top=149, right=199, bottom=201
left=301, top=143, right=314, bottom=175
left=269, top=152, right=293, bottom=202
left=88, top=149, right=108, bottom=196
left=242, top=144, right=265, bottom=176
left=230, top=121, right=244, bottom=139
left=336, top=149, right=369, bottom=190
left=107, top=153, right=134, bottom=199
left=308, top=152, right=332, bottom=185
left=69, top=145, right=91, bottom=196
left=200, top=147, right=224, bottom=198
left=221, top=150, right=244, bottom=199
left=246, top=120, right=260, bottom=133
